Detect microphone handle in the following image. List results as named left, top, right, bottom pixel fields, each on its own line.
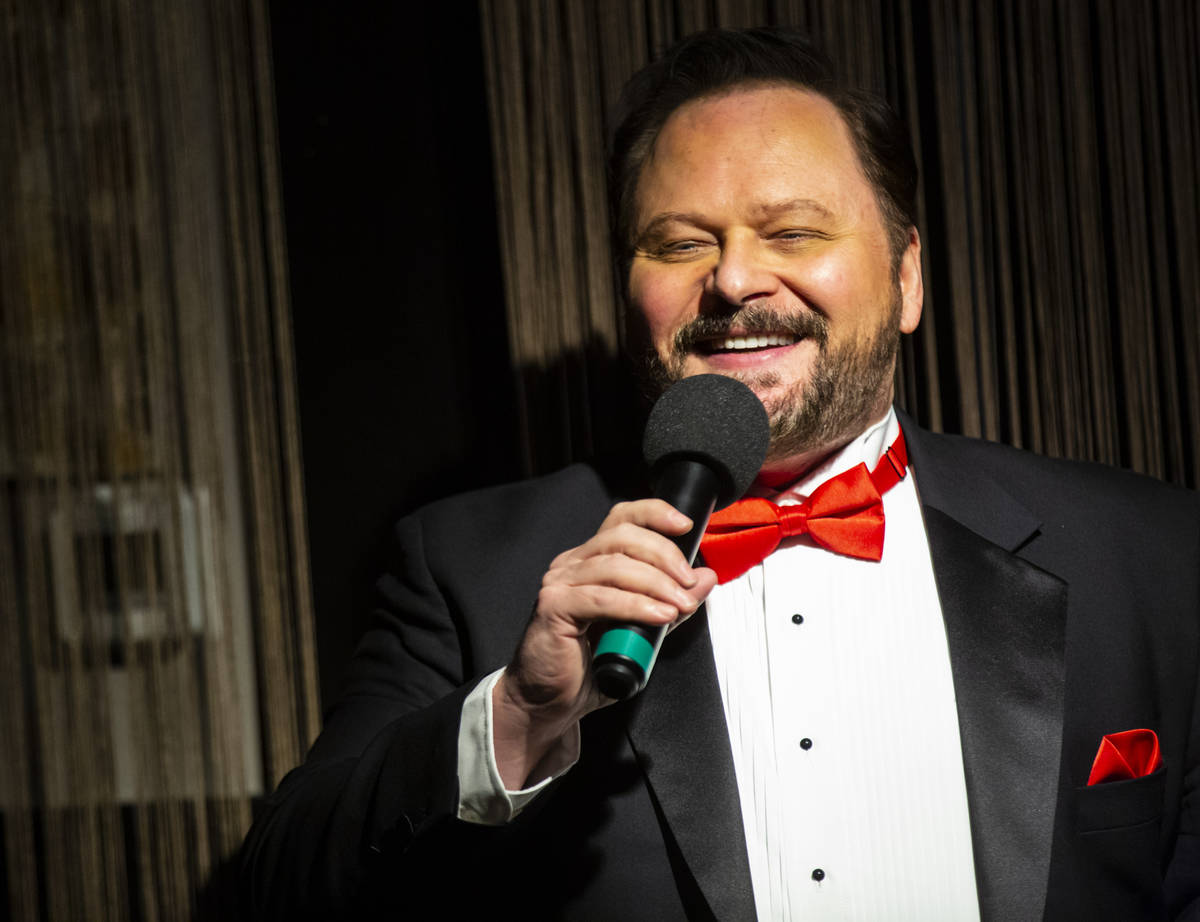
left=591, top=460, right=720, bottom=700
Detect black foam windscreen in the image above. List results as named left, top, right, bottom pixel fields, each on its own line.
left=642, top=374, right=770, bottom=508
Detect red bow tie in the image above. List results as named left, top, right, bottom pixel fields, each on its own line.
left=700, top=431, right=909, bottom=584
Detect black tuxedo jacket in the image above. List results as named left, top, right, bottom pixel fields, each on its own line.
left=242, top=418, right=1200, bottom=920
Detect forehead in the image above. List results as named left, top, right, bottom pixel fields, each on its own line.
left=634, top=84, right=877, bottom=228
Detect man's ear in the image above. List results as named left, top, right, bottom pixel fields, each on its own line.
left=898, top=227, right=923, bottom=334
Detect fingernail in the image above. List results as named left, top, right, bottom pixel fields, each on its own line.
left=653, top=603, right=676, bottom=619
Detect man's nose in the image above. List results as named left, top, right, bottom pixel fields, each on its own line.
left=708, top=235, right=778, bottom=305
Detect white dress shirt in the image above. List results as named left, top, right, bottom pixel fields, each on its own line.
left=457, top=410, right=980, bottom=920
left=705, top=410, right=979, bottom=920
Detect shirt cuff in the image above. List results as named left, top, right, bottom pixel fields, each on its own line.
left=456, top=667, right=581, bottom=825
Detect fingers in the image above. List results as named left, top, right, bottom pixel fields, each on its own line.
left=537, top=582, right=678, bottom=629
left=538, top=555, right=712, bottom=624
left=546, top=550, right=696, bottom=605
left=542, top=550, right=704, bottom=629
left=598, top=498, right=693, bottom=535
left=552, top=499, right=700, bottom=589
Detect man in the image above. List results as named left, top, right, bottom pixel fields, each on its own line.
left=241, top=28, right=1200, bottom=921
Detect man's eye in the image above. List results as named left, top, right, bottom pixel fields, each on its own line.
left=655, top=239, right=710, bottom=258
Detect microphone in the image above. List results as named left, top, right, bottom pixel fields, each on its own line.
left=591, top=374, right=770, bottom=700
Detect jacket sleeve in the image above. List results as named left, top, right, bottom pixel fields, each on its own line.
left=1163, top=508, right=1200, bottom=921
left=238, top=512, right=496, bottom=920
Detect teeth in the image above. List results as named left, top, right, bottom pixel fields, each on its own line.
left=717, top=334, right=797, bottom=351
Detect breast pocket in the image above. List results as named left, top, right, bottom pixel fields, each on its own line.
left=1068, top=767, right=1168, bottom=917
left=1075, top=765, right=1166, bottom=834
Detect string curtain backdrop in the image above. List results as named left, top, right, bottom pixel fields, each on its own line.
left=1, top=0, right=318, bottom=920
left=480, top=0, right=1200, bottom=489
left=2, top=1, right=1198, bottom=920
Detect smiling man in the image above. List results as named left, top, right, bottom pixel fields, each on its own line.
left=242, top=28, right=1200, bottom=921
left=627, top=84, right=922, bottom=476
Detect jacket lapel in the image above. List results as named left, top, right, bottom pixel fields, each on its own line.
left=903, top=419, right=1067, bottom=922
left=624, top=609, right=757, bottom=921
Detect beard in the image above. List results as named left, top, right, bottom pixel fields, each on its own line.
left=637, top=293, right=903, bottom=465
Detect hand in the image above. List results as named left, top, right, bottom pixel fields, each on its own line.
left=491, top=499, right=717, bottom=788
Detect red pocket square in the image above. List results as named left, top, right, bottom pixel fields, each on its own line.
left=1087, top=728, right=1162, bottom=785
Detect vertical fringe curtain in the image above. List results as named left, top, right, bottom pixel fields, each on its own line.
left=479, top=0, right=1200, bottom=489
left=0, top=1, right=318, bottom=920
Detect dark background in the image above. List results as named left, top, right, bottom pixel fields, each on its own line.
left=270, top=1, right=520, bottom=707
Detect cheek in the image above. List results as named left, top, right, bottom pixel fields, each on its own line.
left=801, top=250, right=886, bottom=329
left=803, top=253, right=854, bottom=300
left=628, top=266, right=695, bottom=342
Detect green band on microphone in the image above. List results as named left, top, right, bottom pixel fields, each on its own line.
left=593, top=628, right=656, bottom=672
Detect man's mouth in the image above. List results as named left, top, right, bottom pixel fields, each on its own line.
left=699, top=332, right=800, bottom=354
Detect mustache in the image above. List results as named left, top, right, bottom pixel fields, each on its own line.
left=670, top=306, right=829, bottom=354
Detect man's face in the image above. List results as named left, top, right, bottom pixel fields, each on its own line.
left=627, top=84, right=923, bottom=475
